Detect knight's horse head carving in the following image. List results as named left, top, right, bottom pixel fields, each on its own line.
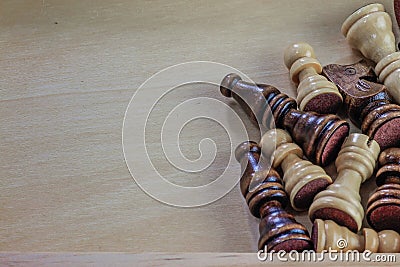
left=322, top=60, right=389, bottom=126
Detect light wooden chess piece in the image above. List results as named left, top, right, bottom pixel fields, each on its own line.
left=309, top=133, right=380, bottom=232
left=342, top=3, right=400, bottom=104
left=260, top=129, right=332, bottom=211
left=312, top=219, right=400, bottom=253
left=284, top=42, right=343, bottom=114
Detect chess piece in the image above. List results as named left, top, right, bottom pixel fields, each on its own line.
left=284, top=42, right=342, bottom=114
left=220, top=73, right=349, bottom=166
left=260, top=129, right=332, bottom=210
left=309, top=133, right=380, bottom=232
left=342, top=3, right=400, bottom=104
left=323, top=60, right=400, bottom=150
left=366, top=147, right=400, bottom=233
left=235, top=141, right=313, bottom=252
left=312, top=219, right=400, bottom=253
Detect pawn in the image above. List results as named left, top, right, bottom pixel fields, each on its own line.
left=220, top=73, right=349, bottom=166
left=309, top=133, right=380, bottom=232
left=323, top=60, right=400, bottom=150
left=284, top=42, right=342, bottom=114
left=260, top=129, right=332, bottom=211
left=312, top=219, right=400, bottom=253
left=235, top=141, right=313, bottom=252
left=342, top=3, right=400, bottom=104
left=366, top=147, right=400, bottom=233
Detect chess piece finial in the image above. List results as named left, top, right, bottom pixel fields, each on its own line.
left=342, top=3, right=400, bottom=104
left=220, top=73, right=349, bottom=166
left=284, top=42, right=342, bottom=114
left=312, top=219, right=400, bottom=252
left=366, top=147, right=400, bottom=233
left=323, top=60, right=400, bottom=150
left=260, top=129, right=332, bottom=210
left=235, top=141, right=313, bottom=252
left=309, top=133, right=380, bottom=232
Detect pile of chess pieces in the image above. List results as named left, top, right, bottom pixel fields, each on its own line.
left=220, top=3, right=400, bottom=253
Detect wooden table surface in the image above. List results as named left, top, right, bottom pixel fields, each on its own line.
left=1, top=0, right=399, bottom=265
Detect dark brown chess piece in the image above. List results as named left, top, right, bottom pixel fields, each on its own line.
left=235, top=141, right=313, bottom=252
left=366, top=147, right=400, bottom=233
left=323, top=60, right=400, bottom=150
left=220, top=73, right=349, bottom=166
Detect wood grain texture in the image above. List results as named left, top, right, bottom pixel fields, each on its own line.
left=0, top=0, right=395, bottom=257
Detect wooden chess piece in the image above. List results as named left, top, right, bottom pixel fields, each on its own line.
left=309, top=133, right=380, bottom=232
left=260, top=129, right=332, bottom=211
left=283, top=42, right=342, bottom=114
left=312, top=219, right=400, bottom=253
left=366, top=147, right=400, bottom=233
left=323, top=60, right=400, bottom=150
left=342, top=3, right=400, bottom=104
left=235, top=141, right=313, bottom=252
left=220, top=73, right=349, bottom=166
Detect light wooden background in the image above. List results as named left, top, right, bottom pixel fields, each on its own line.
left=1, top=0, right=399, bottom=265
